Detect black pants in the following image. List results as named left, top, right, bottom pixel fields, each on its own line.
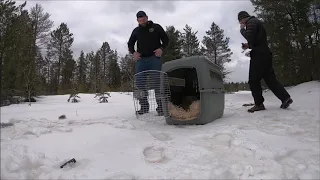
left=249, top=50, right=290, bottom=105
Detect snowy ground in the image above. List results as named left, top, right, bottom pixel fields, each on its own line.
left=1, top=81, right=319, bottom=179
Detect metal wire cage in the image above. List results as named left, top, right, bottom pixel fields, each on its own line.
left=133, top=70, right=171, bottom=118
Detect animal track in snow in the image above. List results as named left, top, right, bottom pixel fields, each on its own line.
left=213, top=133, right=233, bottom=147
left=257, top=120, right=307, bottom=137
left=75, top=118, right=136, bottom=130
left=230, top=146, right=256, bottom=159
left=149, top=132, right=173, bottom=141
left=209, top=165, right=237, bottom=179
left=237, top=125, right=255, bottom=131
left=107, top=119, right=135, bottom=130
left=142, top=146, right=167, bottom=163
left=191, top=133, right=235, bottom=152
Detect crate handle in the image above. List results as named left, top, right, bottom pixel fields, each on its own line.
left=200, top=89, right=224, bottom=94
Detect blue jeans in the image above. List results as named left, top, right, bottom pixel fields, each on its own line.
left=135, top=55, right=162, bottom=73
left=135, top=56, right=163, bottom=111
left=135, top=55, right=162, bottom=90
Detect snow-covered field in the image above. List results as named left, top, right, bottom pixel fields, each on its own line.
left=1, top=81, right=319, bottom=179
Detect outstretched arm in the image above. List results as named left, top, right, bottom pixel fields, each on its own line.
left=127, top=28, right=137, bottom=54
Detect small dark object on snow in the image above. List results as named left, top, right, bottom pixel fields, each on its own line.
left=67, top=93, right=80, bottom=103
left=94, top=92, right=111, bottom=103
left=1, top=122, right=14, bottom=128
left=95, top=92, right=111, bottom=103
left=99, top=97, right=108, bottom=103
left=242, top=103, right=254, bottom=107
left=60, top=158, right=76, bottom=168
left=23, top=97, right=36, bottom=102
left=58, top=115, right=66, bottom=120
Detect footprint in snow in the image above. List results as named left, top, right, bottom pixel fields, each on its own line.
left=273, top=149, right=319, bottom=179
left=258, top=121, right=306, bottom=137
left=209, top=166, right=237, bottom=179
left=191, top=133, right=235, bottom=151
left=149, top=132, right=173, bottom=142
left=143, top=146, right=167, bottom=163
left=213, top=133, right=234, bottom=148
left=230, top=146, right=256, bottom=159
left=104, top=172, right=137, bottom=179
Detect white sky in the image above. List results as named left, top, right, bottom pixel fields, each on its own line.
left=23, top=0, right=256, bottom=83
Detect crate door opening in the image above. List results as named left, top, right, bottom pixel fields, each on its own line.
left=168, top=67, right=200, bottom=121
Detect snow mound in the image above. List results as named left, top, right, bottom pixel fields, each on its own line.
left=1, top=144, right=54, bottom=179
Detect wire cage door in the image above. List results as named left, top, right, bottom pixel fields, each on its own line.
left=133, top=70, right=171, bottom=118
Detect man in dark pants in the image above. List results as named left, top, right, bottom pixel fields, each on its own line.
left=238, top=11, right=293, bottom=113
left=128, top=11, right=169, bottom=115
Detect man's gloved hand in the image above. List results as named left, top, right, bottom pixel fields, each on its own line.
left=241, top=43, right=249, bottom=50
left=133, top=52, right=141, bottom=60
left=240, top=23, right=246, bottom=29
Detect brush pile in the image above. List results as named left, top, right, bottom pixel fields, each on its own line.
left=168, top=100, right=200, bottom=120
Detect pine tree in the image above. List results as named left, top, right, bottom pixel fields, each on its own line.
left=1, top=0, right=24, bottom=98
left=34, top=47, right=47, bottom=94
left=181, top=24, right=201, bottom=57
left=29, top=3, right=54, bottom=95
left=29, top=3, right=54, bottom=48
left=1, top=1, right=38, bottom=102
left=108, top=50, right=121, bottom=90
left=47, top=23, right=74, bottom=93
left=163, top=26, right=183, bottom=62
left=61, top=48, right=76, bottom=92
left=202, top=21, right=233, bottom=80
left=119, top=54, right=135, bottom=91
left=77, top=50, right=88, bottom=92
left=19, top=9, right=38, bottom=103
left=86, top=51, right=95, bottom=92
left=99, top=42, right=112, bottom=84
left=44, top=45, right=55, bottom=94
left=91, top=50, right=102, bottom=93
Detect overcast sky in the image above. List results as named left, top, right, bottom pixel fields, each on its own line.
left=23, top=0, right=255, bottom=83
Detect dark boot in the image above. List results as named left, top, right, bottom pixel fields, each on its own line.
left=156, top=107, right=163, bottom=116
left=248, top=104, right=266, bottom=113
left=156, top=99, right=164, bottom=116
left=136, top=98, right=149, bottom=115
left=280, top=97, right=293, bottom=109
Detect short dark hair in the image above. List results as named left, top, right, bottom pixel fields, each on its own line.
left=136, top=11, right=147, bottom=18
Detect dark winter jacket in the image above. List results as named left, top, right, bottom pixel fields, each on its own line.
left=240, top=16, right=269, bottom=52
left=128, top=21, right=169, bottom=57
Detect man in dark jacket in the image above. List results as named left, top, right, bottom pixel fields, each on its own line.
left=238, top=11, right=293, bottom=113
left=128, top=10, right=169, bottom=115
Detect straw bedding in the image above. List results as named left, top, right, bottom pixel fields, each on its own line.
left=168, top=100, right=200, bottom=121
